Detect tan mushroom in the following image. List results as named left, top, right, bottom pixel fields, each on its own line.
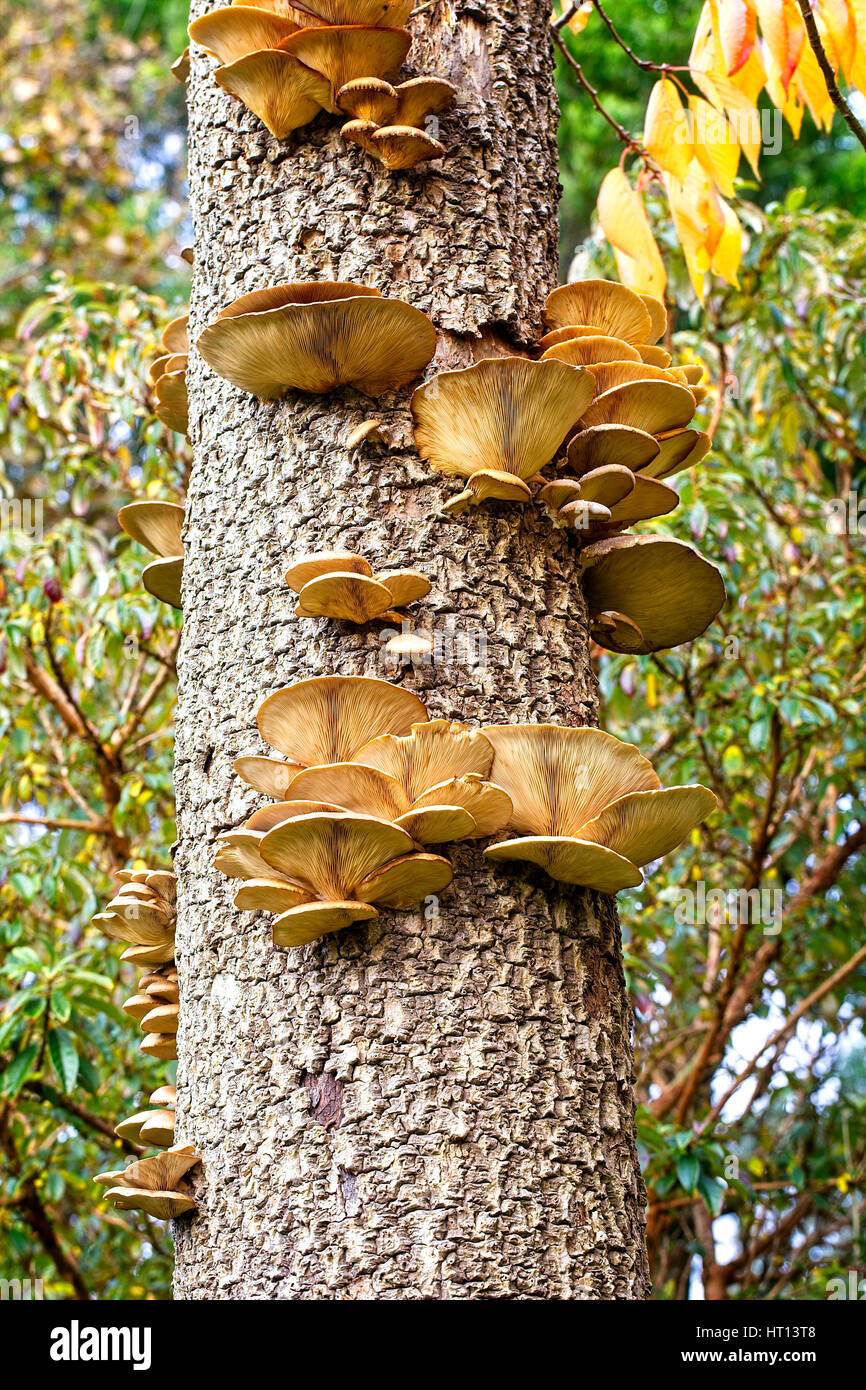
left=214, top=49, right=330, bottom=138
left=268, top=0, right=414, bottom=24
left=285, top=551, right=430, bottom=622
left=117, top=500, right=185, bottom=609
left=540, top=334, right=643, bottom=366
left=252, top=675, right=428, bottom=773
left=340, top=117, right=380, bottom=154
left=171, top=48, right=190, bottom=82
left=98, top=1146, right=200, bottom=1220
left=566, top=424, right=660, bottom=476
left=198, top=281, right=436, bottom=398
left=368, top=125, right=445, bottom=169
left=636, top=344, right=672, bottom=368
left=336, top=76, right=398, bottom=122
left=411, top=357, right=594, bottom=514
left=114, top=1107, right=176, bottom=1149
left=579, top=534, right=726, bottom=654
left=543, top=279, right=656, bottom=344
left=638, top=291, right=668, bottom=343
left=140, top=1033, right=178, bottom=1062
left=92, top=867, right=177, bottom=951
left=481, top=724, right=716, bottom=891
left=579, top=380, right=697, bottom=434
left=392, top=76, right=456, bottom=127
left=189, top=7, right=303, bottom=65
left=641, top=428, right=712, bottom=479
left=154, top=369, right=189, bottom=436
left=281, top=26, right=411, bottom=112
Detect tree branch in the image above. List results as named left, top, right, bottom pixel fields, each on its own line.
left=794, top=0, right=866, bottom=151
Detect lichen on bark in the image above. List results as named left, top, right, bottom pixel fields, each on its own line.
left=173, top=0, right=650, bottom=1300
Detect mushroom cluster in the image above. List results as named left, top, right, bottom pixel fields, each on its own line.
left=482, top=724, right=717, bottom=892
left=146, top=313, right=189, bottom=435
left=115, top=1085, right=177, bottom=1149
left=117, top=500, right=185, bottom=610
left=220, top=675, right=513, bottom=946
left=285, top=550, right=429, bottom=623
left=188, top=1, right=454, bottom=165
left=123, top=963, right=180, bottom=1062
left=95, top=1144, right=200, bottom=1221
left=198, top=281, right=436, bottom=399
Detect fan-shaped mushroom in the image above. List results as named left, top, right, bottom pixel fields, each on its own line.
left=578, top=534, right=726, bottom=654
left=117, top=500, right=185, bottom=610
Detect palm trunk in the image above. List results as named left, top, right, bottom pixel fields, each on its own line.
left=173, top=0, right=650, bottom=1300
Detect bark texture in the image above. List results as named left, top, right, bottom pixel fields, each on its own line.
left=173, top=0, right=650, bottom=1300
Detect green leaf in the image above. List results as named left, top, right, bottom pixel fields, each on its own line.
left=676, top=1152, right=700, bottom=1193
left=47, top=1027, right=79, bottom=1093
left=1, top=1043, right=40, bottom=1098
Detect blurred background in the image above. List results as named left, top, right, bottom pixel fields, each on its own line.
left=0, top=0, right=864, bottom=1300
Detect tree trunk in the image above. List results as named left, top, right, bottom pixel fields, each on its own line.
left=173, top=0, right=650, bottom=1300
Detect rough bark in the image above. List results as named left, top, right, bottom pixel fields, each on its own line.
left=173, top=0, right=650, bottom=1300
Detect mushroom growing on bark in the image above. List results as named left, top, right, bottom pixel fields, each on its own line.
left=117, top=500, right=185, bottom=609
left=92, top=868, right=177, bottom=955
left=198, top=282, right=436, bottom=398
left=285, top=551, right=430, bottom=623
left=96, top=1145, right=200, bottom=1220
left=411, top=357, right=594, bottom=514
left=578, top=534, right=727, bottom=654
left=481, top=725, right=717, bottom=891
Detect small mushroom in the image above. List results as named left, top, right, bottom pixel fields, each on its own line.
left=638, top=292, right=668, bottom=343
left=114, top=1107, right=176, bottom=1148
left=285, top=551, right=430, bottom=622
left=153, top=371, right=189, bottom=436
left=336, top=76, right=398, bottom=123
left=579, top=534, right=726, bottom=654
left=642, top=428, right=712, bottom=479
left=281, top=25, right=412, bottom=112
left=117, top=500, right=185, bottom=609
left=98, top=1146, right=200, bottom=1221
left=140, top=1033, right=178, bottom=1062
left=368, top=125, right=445, bottom=169
left=636, top=344, right=672, bottom=368
left=411, top=358, right=594, bottom=513
left=214, top=49, right=330, bottom=138
left=566, top=424, right=660, bottom=476
left=340, top=117, right=380, bottom=154
left=92, top=866, right=177, bottom=950
left=392, top=76, right=456, bottom=127
left=580, top=380, right=697, bottom=435
left=197, top=281, right=436, bottom=398
left=171, top=48, right=190, bottom=82
left=540, top=334, right=643, bottom=367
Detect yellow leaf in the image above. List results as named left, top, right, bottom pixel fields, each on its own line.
left=646, top=670, right=658, bottom=708
left=645, top=77, right=693, bottom=179
left=712, top=0, right=758, bottom=73
left=795, top=38, right=837, bottom=129
left=689, top=95, right=740, bottom=195
left=849, top=0, right=866, bottom=87
left=710, top=196, right=743, bottom=286
left=597, top=168, right=667, bottom=296
left=755, top=0, right=805, bottom=92
left=567, top=0, right=594, bottom=33
left=815, top=0, right=858, bottom=77
left=665, top=164, right=726, bottom=299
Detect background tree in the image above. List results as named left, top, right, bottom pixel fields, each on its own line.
left=0, top=0, right=863, bottom=1300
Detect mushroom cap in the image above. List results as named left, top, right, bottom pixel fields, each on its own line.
left=103, top=1187, right=196, bottom=1220
left=540, top=335, right=642, bottom=367
left=146, top=353, right=172, bottom=388
left=154, top=371, right=188, bottom=434
left=280, top=26, right=412, bottom=112
left=679, top=363, right=704, bottom=384
left=481, top=723, right=659, bottom=837
left=636, top=344, right=672, bottom=368
left=395, top=805, right=475, bottom=842
left=638, top=292, right=668, bottom=343
left=570, top=464, right=635, bottom=510
left=114, top=1110, right=158, bottom=1143
left=198, top=286, right=436, bottom=398
left=171, top=48, right=190, bottom=82
left=244, top=799, right=343, bottom=830
left=118, top=501, right=185, bottom=558
left=336, top=76, right=398, bottom=122
left=295, top=571, right=394, bottom=621
left=537, top=324, right=602, bottom=350
left=543, top=280, right=653, bottom=342
left=141, top=1003, right=179, bottom=1035
left=215, top=831, right=292, bottom=882
left=537, top=478, right=583, bottom=513
left=233, top=755, right=304, bottom=799
left=441, top=469, right=533, bottom=515
left=642, top=428, right=711, bottom=479
left=368, top=125, right=445, bottom=169
left=566, top=424, right=660, bottom=476
left=259, top=811, right=415, bottom=898
left=412, top=357, right=594, bottom=482
left=149, top=1085, right=177, bottom=1107
left=144, top=976, right=179, bottom=1004
left=576, top=784, right=718, bottom=867
left=354, top=718, right=493, bottom=798
left=138, top=1110, right=177, bottom=1149
left=214, top=49, right=330, bottom=139
left=142, top=556, right=184, bottom=609
left=383, top=631, right=433, bottom=657
left=590, top=610, right=645, bottom=652
left=354, top=850, right=453, bottom=906
left=161, top=314, right=189, bottom=355
left=287, top=761, right=409, bottom=820
left=272, top=899, right=378, bottom=947
left=580, top=380, right=696, bottom=434
left=189, top=7, right=303, bottom=65
left=113, top=1146, right=200, bottom=1193
left=234, top=878, right=311, bottom=912
left=120, top=941, right=176, bottom=966
left=393, top=75, right=456, bottom=126
left=257, top=675, right=427, bottom=767
left=556, top=499, right=612, bottom=533
left=346, top=418, right=387, bottom=449
left=579, top=534, right=726, bottom=654
left=600, top=474, right=679, bottom=531
left=217, top=281, right=381, bottom=318
left=122, top=993, right=155, bottom=1020
left=139, top=1033, right=178, bottom=1061
left=410, top=775, right=513, bottom=838
left=484, top=836, right=643, bottom=891
left=340, top=117, right=379, bottom=154
left=377, top=569, right=430, bottom=607
left=585, top=361, right=689, bottom=398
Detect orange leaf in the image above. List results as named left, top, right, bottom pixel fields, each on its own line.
left=755, top=0, right=805, bottom=92
left=713, top=0, right=758, bottom=74
left=815, top=0, right=858, bottom=77
left=689, top=95, right=741, bottom=195
left=597, top=168, right=667, bottom=297
left=567, top=0, right=595, bottom=33
left=644, top=77, right=693, bottom=179
left=710, top=196, right=743, bottom=286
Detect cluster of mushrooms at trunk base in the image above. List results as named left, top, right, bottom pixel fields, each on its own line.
left=218, top=675, right=717, bottom=947
left=90, top=870, right=200, bottom=1219
left=183, top=0, right=456, bottom=168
